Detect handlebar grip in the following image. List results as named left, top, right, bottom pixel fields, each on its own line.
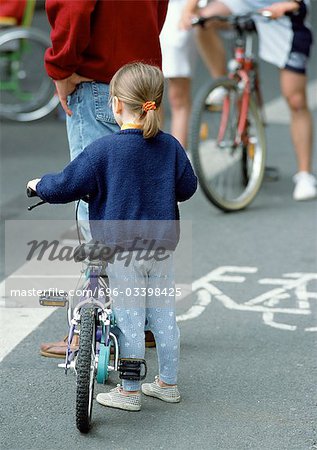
left=260, top=10, right=273, bottom=18
left=27, top=187, right=37, bottom=198
left=192, top=15, right=234, bottom=27
left=191, top=16, right=208, bottom=27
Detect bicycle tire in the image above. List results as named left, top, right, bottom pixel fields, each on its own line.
left=0, top=27, right=59, bottom=122
left=189, top=77, right=266, bottom=212
left=76, top=305, right=96, bottom=433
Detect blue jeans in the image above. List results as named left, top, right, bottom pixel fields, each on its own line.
left=66, top=82, right=119, bottom=241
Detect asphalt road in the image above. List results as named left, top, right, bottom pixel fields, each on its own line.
left=1, top=5, right=317, bottom=450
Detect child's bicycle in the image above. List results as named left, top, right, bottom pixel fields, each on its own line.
left=189, top=12, right=275, bottom=212
left=27, top=187, right=147, bottom=433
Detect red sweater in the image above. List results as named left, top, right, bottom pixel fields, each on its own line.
left=0, top=0, right=27, bottom=24
left=45, top=0, right=169, bottom=82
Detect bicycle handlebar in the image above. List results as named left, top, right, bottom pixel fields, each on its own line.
left=26, top=186, right=90, bottom=211
left=191, top=15, right=230, bottom=26
left=192, top=11, right=272, bottom=27
left=26, top=186, right=47, bottom=210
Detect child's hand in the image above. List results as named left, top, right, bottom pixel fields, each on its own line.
left=27, top=178, right=41, bottom=192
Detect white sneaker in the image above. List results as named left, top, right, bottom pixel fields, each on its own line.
left=293, top=172, right=317, bottom=201
left=205, top=86, right=227, bottom=106
left=142, top=376, right=181, bottom=403
left=96, top=385, right=141, bottom=411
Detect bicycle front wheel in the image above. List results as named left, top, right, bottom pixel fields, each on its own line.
left=76, top=306, right=96, bottom=433
left=0, top=27, right=59, bottom=121
left=189, top=78, right=266, bottom=212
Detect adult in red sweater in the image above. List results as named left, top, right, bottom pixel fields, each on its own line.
left=45, top=0, right=168, bottom=114
left=40, top=0, right=169, bottom=359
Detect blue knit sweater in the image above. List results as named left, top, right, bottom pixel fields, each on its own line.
left=37, top=129, right=197, bottom=249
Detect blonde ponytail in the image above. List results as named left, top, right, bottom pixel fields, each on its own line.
left=142, top=104, right=161, bottom=139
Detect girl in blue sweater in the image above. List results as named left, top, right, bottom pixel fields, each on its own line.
left=27, top=62, right=197, bottom=411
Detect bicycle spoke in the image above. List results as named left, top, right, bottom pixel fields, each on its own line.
left=190, top=79, right=266, bottom=211
left=0, top=28, right=58, bottom=121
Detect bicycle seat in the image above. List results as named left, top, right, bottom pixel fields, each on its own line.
left=0, top=17, right=17, bottom=26
left=73, top=242, right=114, bottom=263
left=244, top=18, right=256, bottom=32
left=238, top=17, right=256, bottom=33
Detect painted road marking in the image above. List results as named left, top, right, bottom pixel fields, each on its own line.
left=177, top=266, right=257, bottom=323
left=176, top=267, right=317, bottom=332
left=176, top=289, right=211, bottom=322
left=9, top=275, right=81, bottom=278
left=0, top=279, right=55, bottom=362
left=1, top=265, right=316, bottom=362
left=0, top=239, right=82, bottom=363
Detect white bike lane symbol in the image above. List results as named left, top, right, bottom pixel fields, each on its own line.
left=176, top=266, right=317, bottom=332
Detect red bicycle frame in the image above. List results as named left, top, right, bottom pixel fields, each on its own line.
left=217, top=33, right=263, bottom=147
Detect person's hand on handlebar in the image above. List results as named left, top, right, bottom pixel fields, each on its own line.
left=259, top=1, right=301, bottom=19
left=179, top=1, right=200, bottom=30
left=26, top=179, right=47, bottom=210
left=27, top=178, right=41, bottom=193
left=179, top=0, right=232, bottom=30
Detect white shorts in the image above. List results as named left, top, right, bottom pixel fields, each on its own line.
left=160, top=0, right=197, bottom=78
left=220, top=0, right=313, bottom=73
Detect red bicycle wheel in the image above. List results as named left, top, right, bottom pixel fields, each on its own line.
left=189, top=77, right=266, bottom=211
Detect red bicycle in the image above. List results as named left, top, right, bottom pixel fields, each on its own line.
left=189, top=13, right=269, bottom=211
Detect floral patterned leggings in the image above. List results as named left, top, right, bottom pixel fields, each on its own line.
left=106, top=250, right=180, bottom=391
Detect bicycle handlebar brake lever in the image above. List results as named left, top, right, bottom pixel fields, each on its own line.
left=28, top=200, right=46, bottom=211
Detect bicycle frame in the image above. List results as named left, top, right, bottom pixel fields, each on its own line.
left=0, top=4, right=59, bottom=121
left=217, top=22, right=264, bottom=147
left=64, top=262, right=119, bottom=375
left=0, top=37, right=34, bottom=100
left=189, top=13, right=268, bottom=211
left=26, top=194, right=119, bottom=376
left=0, top=0, right=36, bottom=98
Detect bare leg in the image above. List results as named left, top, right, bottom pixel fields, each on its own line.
left=167, top=77, right=192, bottom=148
left=280, top=69, right=313, bottom=173
left=195, top=1, right=231, bottom=78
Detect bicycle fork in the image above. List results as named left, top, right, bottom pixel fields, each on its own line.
left=217, top=70, right=250, bottom=149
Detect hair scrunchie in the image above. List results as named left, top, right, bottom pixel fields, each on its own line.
left=142, top=101, right=157, bottom=112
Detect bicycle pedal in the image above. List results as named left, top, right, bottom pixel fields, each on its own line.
left=39, top=290, right=68, bottom=307
left=264, top=166, right=279, bottom=182
left=58, top=361, right=75, bottom=369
